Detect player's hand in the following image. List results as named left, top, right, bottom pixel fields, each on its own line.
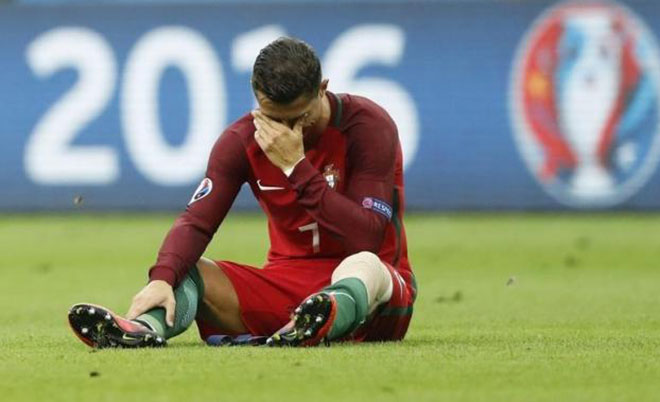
left=252, top=110, right=305, bottom=172
left=126, top=280, right=176, bottom=327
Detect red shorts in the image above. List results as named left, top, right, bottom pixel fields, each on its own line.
left=195, top=258, right=416, bottom=343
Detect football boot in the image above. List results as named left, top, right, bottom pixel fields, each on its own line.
left=266, top=292, right=337, bottom=347
left=68, top=303, right=165, bottom=349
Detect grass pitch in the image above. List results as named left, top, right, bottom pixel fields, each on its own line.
left=1, top=212, right=659, bottom=401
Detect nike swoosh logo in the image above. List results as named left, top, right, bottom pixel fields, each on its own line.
left=257, top=180, right=286, bottom=191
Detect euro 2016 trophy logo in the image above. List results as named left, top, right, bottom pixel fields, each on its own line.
left=510, top=1, right=660, bottom=207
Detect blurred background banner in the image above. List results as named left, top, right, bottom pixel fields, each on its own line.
left=2, top=0, right=660, bottom=210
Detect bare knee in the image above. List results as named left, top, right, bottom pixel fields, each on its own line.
left=332, top=252, right=392, bottom=312
left=331, top=252, right=382, bottom=283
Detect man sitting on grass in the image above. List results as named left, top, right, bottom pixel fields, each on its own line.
left=68, top=37, right=416, bottom=348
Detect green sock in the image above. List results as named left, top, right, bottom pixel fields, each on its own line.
left=136, top=267, right=204, bottom=339
left=324, top=278, right=369, bottom=340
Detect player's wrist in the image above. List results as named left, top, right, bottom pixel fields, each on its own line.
left=148, top=266, right=177, bottom=287
left=149, top=279, right=173, bottom=289
left=283, top=156, right=306, bottom=177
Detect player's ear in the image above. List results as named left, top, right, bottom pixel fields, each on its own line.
left=319, top=79, right=329, bottom=97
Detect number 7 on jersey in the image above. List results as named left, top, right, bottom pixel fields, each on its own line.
left=298, top=222, right=320, bottom=253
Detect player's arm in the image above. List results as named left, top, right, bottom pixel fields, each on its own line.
left=289, top=122, right=395, bottom=253
left=126, top=129, right=249, bottom=323
left=148, top=129, right=249, bottom=287
left=253, top=109, right=395, bottom=254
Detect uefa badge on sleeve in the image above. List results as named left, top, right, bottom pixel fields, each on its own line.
left=188, top=178, right=213, bottom=205
left=509, top=0, right=660, bottom=207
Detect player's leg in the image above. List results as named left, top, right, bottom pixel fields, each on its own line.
left=134, top=257, right=245, bottom=337
left=193, top=257, right=247, bottom=334
left=268, top=251, right=393, bottom=346
left=199, top=259, right=339, bottom=343
left=68, top=264, right=203, bottom=348
left=132, top=262, right=204, bottom=339
left=324, top=251, right=393, bottom=339
left=350, top=262, right=416, bottom=342
left=68, top=257, right=244, bottom=348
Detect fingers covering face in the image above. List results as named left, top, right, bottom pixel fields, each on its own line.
left=252, top=110, right=282, bottom=132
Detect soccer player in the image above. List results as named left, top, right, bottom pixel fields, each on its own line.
left=68, top=37, right=416, bottom=348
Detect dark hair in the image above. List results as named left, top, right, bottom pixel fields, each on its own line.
left=251, top=37, right=322, bottom=104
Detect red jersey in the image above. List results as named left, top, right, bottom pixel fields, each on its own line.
left=149, top=92, right=411, bottom=287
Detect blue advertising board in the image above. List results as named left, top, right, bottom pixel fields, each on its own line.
left=2, top=0, right=660, bottom=210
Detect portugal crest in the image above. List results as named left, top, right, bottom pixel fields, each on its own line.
left=510, top=1, right=660, bottom=207
left=323, top=164, right=340, bottom=189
